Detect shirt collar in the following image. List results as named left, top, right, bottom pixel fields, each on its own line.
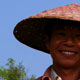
left=50, top=66, right=80, bottom=80
left=50, top=65, right=62, bottom=80
left=42, top=65, right=80, bottom=80
left=42, top=65, right=62, bottom=80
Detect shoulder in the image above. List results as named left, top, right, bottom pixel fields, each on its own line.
left=36, top=65, right=52, bottom=80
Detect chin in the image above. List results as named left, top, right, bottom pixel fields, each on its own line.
left=61, top=64, right=75, bottom=69
left=58, top=61, right=80, bottom=69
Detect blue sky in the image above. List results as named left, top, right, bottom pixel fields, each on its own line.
left=0, top=0, right=80, bottom=78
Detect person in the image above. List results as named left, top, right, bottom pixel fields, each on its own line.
left=13, top=3, right=80, bottom=80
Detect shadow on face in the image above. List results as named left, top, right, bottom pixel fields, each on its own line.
left=44, top=19, right=80, bottom=40
left=44, top=19, right=80, bottom=69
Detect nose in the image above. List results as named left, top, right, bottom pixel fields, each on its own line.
left=63, top=38, right=75, bottom=47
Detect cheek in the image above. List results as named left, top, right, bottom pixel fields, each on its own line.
left=56, top=40, right=61, bottom=44
left=78, top=42, right=80, bottom=46
left=50, top=40, right=61, bottom=52
left=77, top=42, right=80, bottom=47
left=50, top=40, right=60, bottom=48
left=50, top=39, right=62, bottom=50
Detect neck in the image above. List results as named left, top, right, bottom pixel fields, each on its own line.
left=53, top=64, right=80, bottom=80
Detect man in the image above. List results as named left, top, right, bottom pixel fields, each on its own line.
left=14, top=3, right=80, bottom=80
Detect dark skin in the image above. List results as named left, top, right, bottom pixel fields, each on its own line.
left=45, top=24, right=80, bottom=80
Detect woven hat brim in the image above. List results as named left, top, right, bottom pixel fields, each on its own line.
left=13, top=17, right=80, bottom=54
left=14, top=18, right=50, bottom=53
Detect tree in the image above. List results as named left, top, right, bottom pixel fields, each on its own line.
left=0, top=58, right=35, bottom=80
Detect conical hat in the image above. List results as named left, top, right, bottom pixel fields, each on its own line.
left=14, top=3, right=80, bottom=54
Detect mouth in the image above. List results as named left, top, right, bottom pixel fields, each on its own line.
left=59, top=50, right=78, bottom=55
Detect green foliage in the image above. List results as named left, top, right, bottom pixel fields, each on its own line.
left=0, top=58, right=35, bottom=80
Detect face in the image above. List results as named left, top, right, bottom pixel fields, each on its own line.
left=46, top=24, right=80, bottom=68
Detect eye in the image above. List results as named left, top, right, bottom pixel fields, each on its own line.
left=76, top=34, right=80, bottom=38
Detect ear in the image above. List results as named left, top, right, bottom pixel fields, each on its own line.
left=44, top=35, right=50, bottom=50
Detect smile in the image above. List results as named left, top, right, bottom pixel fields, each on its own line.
left=62, top=51, right=76, bottom=55
left=59, top=50, right=78, bottom=55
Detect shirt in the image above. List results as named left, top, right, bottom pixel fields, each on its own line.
left=51, top=66, right=62, bottom=80
left=36, top=65, right=80, bottom=80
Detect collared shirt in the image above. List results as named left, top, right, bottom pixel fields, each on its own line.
left=36, top=65, right=62, bottom=80
left=36, top=65, right=80, bottom=80
left=50, top=66, right=62, bottom=80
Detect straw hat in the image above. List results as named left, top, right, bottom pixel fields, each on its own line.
left=13, top=3, right=80, bottom=54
